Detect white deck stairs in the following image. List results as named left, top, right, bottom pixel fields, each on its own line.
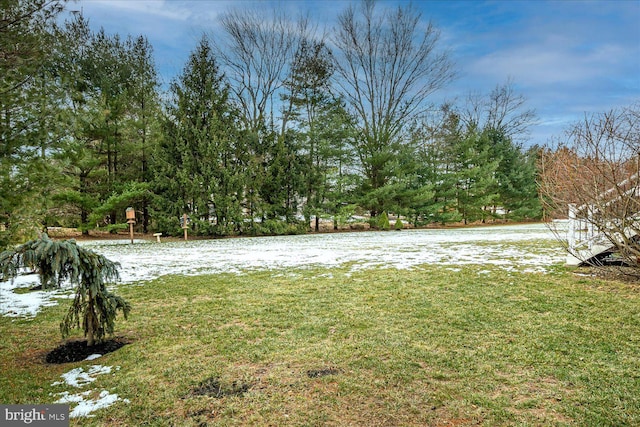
left=566, top=173, right=640, bottom=266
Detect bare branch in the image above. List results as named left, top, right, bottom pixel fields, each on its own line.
left=539, top=102, right=640, bottom=267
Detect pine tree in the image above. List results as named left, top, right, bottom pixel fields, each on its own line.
left=118, top=35, right=162, bottom=233
left=281, top=39, right=338, bottom=229
left=0, top=1, right=67, bottom=248
left=316, top=99, right=357, bottom=230
left=489, top=132, right=541, bottom=220
left=454, top=130, right=500, bottom=224
left=0, top=234, right=130, bottom=346
left=415, top=107, right=464, bottom=225
left=155, top=35, right=242, bottom=235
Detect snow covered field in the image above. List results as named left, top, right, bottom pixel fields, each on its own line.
left=1, top=223, right=564, bottom=318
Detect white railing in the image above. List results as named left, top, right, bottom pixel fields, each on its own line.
left=567, top=204, right=602, bottom=253
left=566, top=173, right=640, bottom=264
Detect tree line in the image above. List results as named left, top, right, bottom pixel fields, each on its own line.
left=1, top=0, right=542, bottom=248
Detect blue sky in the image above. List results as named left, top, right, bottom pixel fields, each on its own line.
left=68, top=0, right=640, bottom=146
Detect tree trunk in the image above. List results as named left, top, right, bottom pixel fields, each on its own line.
left=86, top=307, right=95, bottom=347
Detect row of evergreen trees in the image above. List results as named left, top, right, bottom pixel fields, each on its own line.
left=1, top=1, right=541, bottom=248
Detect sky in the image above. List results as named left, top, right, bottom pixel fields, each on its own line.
left=65, top=0, right=640, bottom=146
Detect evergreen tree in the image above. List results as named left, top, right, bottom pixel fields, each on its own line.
left=415, top=107, right=464, bottom=225
left=49, top=16, right=108, bottom=233
left=281, top=39, right=341, bottom=230
left=98, top=35, right=162, bottom=233
left=85, top=29, right=136, bottom=228
left=155, top=36, right=242, bottom=235
left=260, top=131, right=302, bottom=224
left=50, top=16, right=157, bottom=233
left=0, top=234, right=130, bottom=346
left=454, top=129, right=500, bottom=224
left=458, top=81, right=540, bottom=221
left=391, top=143, right=436, bottom=226
left=495, top=142, right=541, bottom=220
left=0, top=0, right=67, bottom=248
left=377, top=211, right=390, bottom=230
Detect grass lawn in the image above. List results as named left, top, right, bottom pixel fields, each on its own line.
left=1, top=264, right=639, bottom=426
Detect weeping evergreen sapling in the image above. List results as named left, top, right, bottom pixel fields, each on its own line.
left=0, top=234, right=130, bottom=346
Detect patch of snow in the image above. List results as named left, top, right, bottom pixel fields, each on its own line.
left=51, top=365, right=126, bottom=418
left=85, top=354, right=103, bottom=361
left=54, top=390, right=91, bottom=403
left=68, top=390, right=122, bottom=418
left=54, top=390, right=126, bottom=418
left=51, top=365, right=114, bottom=388
left=0, top=273, right=73, bottom=318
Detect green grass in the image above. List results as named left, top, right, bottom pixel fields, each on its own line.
left=1, top=264, right=639, bottom=426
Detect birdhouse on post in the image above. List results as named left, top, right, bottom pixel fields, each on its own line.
left=181, top=213, right=190, bottom=241
left=126, top=207, right=136, bottom=244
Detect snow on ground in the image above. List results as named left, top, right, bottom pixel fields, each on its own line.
left=0, top=273, right=74, bottom=318
left=51, top=365, right=115, bottom=388
left=51, top=365, right=129, bottom=418
left=1, top=223, right=565, bottom=318
left=79, top=223, right=565, bottom=283
left=85, top=353, right=103, bottom=361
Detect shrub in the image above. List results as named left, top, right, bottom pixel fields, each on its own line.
left=0, top=234, right=130, bottom=346
left=378, top=212, right=390, bottom=231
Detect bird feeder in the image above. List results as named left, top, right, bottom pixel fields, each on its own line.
left=126, top=207, right=136, bottom=244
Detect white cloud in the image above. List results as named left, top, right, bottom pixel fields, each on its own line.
left=469, top=39, right=627, bottom=87
left=85, top=0, right=192, bottom=21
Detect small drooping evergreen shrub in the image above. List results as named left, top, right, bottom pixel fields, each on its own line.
left=0, top=234, right=130, bottom=346
left=394, top=218, right=404, bottom=230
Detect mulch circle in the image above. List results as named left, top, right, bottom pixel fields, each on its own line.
left=45, top=338, right=128, bottom=364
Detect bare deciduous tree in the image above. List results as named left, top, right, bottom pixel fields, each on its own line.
left=539, top=102, right=640, bottom=267
left=217, top=7, right=308, bottom=133
left=332, top=0, right=455, bottom=215
left=460, top=80, right=537, bottom=141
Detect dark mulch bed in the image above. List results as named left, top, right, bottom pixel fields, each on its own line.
left=46, top=338, right=128, bottom=364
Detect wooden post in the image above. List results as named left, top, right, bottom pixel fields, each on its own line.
left=182, top=213, right=188, bottom=241
left=126, top=207, right=136, bottom=244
